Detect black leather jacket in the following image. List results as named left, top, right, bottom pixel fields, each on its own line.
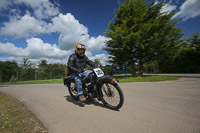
left=67, top=54, right=95, bottom=74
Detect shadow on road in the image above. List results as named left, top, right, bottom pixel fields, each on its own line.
left=64, top=95, right=106, bottom=109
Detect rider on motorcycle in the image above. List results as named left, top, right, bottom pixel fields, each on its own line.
left=67, top=44, right=96, bottom=102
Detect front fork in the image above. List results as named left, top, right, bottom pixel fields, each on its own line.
left=97, top=77, right=118, bottom=100
left=96, top=80, right=107, bottom=101
left=93, top=76, right=103, bottom=101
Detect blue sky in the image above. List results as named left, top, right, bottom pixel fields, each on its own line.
left=0, top=0, right=200, bottom=65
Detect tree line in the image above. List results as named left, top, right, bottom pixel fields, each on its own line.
left=0, top=59, right=66, bottom=82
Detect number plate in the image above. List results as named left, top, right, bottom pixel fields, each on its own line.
left=93, top=68, right=104, bottom=77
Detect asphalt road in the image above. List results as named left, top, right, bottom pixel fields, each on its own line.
left=0, top=77, right=200, bottom=133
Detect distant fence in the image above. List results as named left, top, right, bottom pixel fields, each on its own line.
left=0, top=69, right=67, bottom=83
left=0, top=70, right=2, bottom=82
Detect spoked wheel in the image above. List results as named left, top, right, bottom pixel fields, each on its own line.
left=68, top=80, right=79, bottom=100
left=101, top=82, right=124, bottom=110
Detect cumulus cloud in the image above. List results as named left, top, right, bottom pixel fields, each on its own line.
left=0, top=38, right=71, bottom=59
left=15, top=0, right=59, bottom=19
left=0, top=13, right=52, bottom=38
left=0, top=0, right=59, bottom=19
left=52, top=13, right=110, bottom=51
left=87, top=35, right=110, bottom=50
left=0, top=39, right=109, bottom=65
left=173, top=0, right=200, bottom=20
left=0, top=12, right=109, bottom=51
left=0, top=0, right=11, bottom=10
left=0, top=42, right=26, bottom=56
left=25, top=38, right=70, bottom=59
left=86, top=51, right=109, bottom=66
left=52, top=13, right=89, bottom=50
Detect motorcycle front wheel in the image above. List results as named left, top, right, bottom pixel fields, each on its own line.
left=100, top=82, right=124, bottom=110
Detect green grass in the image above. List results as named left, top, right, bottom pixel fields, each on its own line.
left=0, top=79, right=63, bottom=85
left=0, top=75, right=178, bottom=85
left=116, top=75, right=178, bottom=82
left=0, top=91, right=47, bottom=133
left=16, top=79, right=63, bottom=84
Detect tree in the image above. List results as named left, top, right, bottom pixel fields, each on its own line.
left=187, top=33, right=200, bottom=52
left=104, top=0, right=184, bottom=75
left=0, top=61, right=19, bottom=82
left=21, top=58, right=36, bottom=70
left=39, top=60, right=48, bottom=68
left=174, top=33, right=200, bottom=73
left=20, top=58, right=36, bottom=81
left=44, top=63, right=66, bottom=79
left=185, top=33, right=200, bottom=72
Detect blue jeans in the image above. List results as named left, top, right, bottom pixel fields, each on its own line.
left=71, top=70, right=92, bottom=96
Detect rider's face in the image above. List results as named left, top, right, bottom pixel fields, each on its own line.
left=79, top=49, right=84, bottom=53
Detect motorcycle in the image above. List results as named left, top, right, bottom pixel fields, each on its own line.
left=64, top=67, right=124, bottom=110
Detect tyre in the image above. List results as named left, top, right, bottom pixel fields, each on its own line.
left=68, top=80, right=79, bottom=100
left=100, top=82, right=124, bottom=110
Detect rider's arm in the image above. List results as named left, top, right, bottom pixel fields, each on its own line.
left=67, top=55, right=79, bottom=73
left=85, top=55, right=95, bottom=67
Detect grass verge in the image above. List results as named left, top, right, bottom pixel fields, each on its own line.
left=0, top=75, right=178, bottom=85
left=0, top=79, right=63, bottom=85
left=0, top=91, right=48, bottom=133
left=116, top=75, right=178, bottom=82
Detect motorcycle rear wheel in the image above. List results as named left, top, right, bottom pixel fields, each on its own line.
left=68, top=80, right=79, bottom=100
left=100, top=82, right=124, bottom=110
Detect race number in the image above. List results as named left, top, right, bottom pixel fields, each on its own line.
left=93, top=68, right=104, bottom=77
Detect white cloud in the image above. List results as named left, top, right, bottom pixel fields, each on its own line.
left=15, top=0, right=59, bottom=19
left=0, top=12, right=109, bottom=51
left=0, top=0, right=11, bottom=10
left=161, top=3, right=177, bottom=14
left=87, top=35, right=110, bottom=51
left=25, top=38, right=70, bottom=59
left=0, top=40, right=109, bottom=65
left=51, top=13, right=110, bottom=51
left=0, top=42, right=26, bottom=56
left=0, top=0, right=59, bottom=19
left=153, top=0, right=176, bottom=14
left=173, top=0, right=200, bottom=20
left=86, top=51, right=109, bottom=66
left=0, top=38, right=71, bottom=59
left=51, top=13, right=89, bottom=50
left=0, top=13, right=51, bottom=38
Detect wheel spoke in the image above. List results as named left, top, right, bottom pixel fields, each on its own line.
left=70, top=82, right=77, bottom=96
left=102, top=83, right=120, bottom=107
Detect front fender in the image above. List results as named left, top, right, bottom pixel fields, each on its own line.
left=101, top=76, right=119, bottom=85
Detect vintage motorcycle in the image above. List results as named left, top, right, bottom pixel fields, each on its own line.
left=64, top=67, right=124, bottom=110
